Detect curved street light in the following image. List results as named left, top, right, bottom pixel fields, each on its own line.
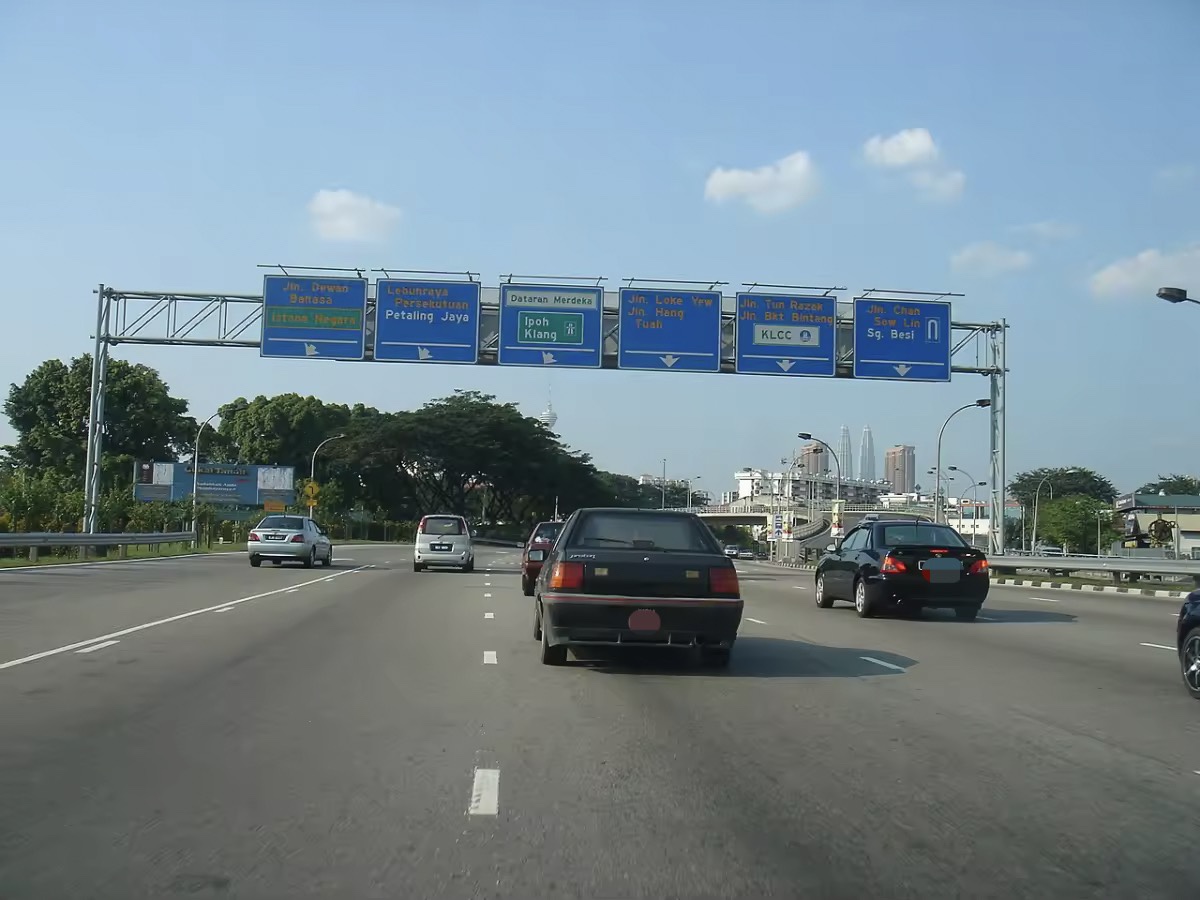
left=933, top=399, right=991, bottom=523
left=1031, top=468, right=1077, bottom=551
left=310, top=434, right=346, bottom=518
left=948, top=465, right=987, bottom=542
left=1157, top=287, right=1197, bottom=305
left=190, top=411, right=222, bottom=546
left=797, top=432, right=841, bottom=502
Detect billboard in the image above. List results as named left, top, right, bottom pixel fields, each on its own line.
left=133, top=461, right=296, bottom=506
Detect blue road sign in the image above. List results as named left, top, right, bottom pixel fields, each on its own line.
left=374, top=279, right=481, bottom=364
left=853, top=298, right=952, bottom=382
left=497, top=283, right=604, bottom=368
left=734, top=293, right=837, bottom=377
left=133, top=461, right=296, bottom=505
left=260, top=275, right=367, bottom=360
left=617, top=288, right=722, bottom=372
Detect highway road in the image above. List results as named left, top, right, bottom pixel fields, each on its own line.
left=1, top=545, right=1197, bottom=898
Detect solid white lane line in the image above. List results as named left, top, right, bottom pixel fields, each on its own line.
left=75, top=640, right=119, bottom=654
left=468, top=768, right=500, bottom=816
left=1030, top=596, right=1059, bottom=603
left=745, top=617, right=767, bottom=625
left=484, top=612, right=494, bottom=619
left=792, top=585, right=808, bottom=590
left=0, top=565, right=374, bottom=671
left=483, top=651, right=497, bottom=665
left=861, top=656, right=906, bottom=672
left=214, top=607, right=235, bottom=613
left=1140, top=642, right=1175, bottom=651
left=977, top=615, right=999, bottom=622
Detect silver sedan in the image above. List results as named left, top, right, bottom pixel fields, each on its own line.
left=247, top=515, right=333, bottom=568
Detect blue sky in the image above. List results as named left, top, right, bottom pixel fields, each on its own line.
left=1, top=0, right=1198, bottom=496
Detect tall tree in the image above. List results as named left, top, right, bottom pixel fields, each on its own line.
left=1037, top=495, right=1123, bottom=554
left=1009, top=466, right=1117, bottom=508
left=216, top=394, right=354, bottom=469
left=3, top=355, right=194, bottom=485
left=1135, top=474, right=1200, bottom=496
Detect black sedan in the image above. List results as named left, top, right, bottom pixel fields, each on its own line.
left=815, top=519, right=989, bottom=620
left=532, top=508, right=743, bottom=667
left=1177, top=589, right=1200, bottom=700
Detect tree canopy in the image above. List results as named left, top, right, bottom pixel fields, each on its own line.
left=1035, top=495, right=1123, bottom=554
left=1008, top=467, right=1118, bottom=508
left=1135, top=474, right=1200, bottom=496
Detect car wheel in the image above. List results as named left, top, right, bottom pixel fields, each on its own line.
left=1181, top=627, right=1200, bottom=700
left=522, top=576, right=534, bottom=597
left=533, top=604, right=542, bottom=641
left=815, top=573, right=834, bottom=608
left=303, top=547, right=316, bottom=569
left=322, top=546, right=333, bottom=567
left=955, top=605, right=980, bottom=622
left=540, top=621, right=567, bottom=665
left=854, top=578, right=875, bottom=618
left=701, top=647, right=731, bottom=668
left=463, top=559, right=475, bottom=573
left=413, top=562, right=424, bottom=573
left=249, top=555, right=261, bottom=568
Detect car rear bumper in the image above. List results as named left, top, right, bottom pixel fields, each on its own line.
left=541, top=593, right=743, bottom=648
left=416, top=549, right=472, bottom=566
left=866, top=573, right=989, bottom=607
left=248, top=542, right=310, bottom=559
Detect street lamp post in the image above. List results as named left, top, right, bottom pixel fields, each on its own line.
left=683, top=475, right=701, bottom=509
left=660, top=458, right=667, bottom=509
left=948, top=465, right=987, bottom=540
left=309, top=434, right=346, bottom=518
left=797, top=433, right=841, bottom=502
left=1031, top=468, right=1076, bottom=551
left=190, top=411, right=221, bottom=547
left=1156, top=287, right=1197, bottom=305
left=933, top=399, right=991, bottom=524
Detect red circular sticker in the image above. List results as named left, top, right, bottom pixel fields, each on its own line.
left=628, top=609, right=661, bottom=632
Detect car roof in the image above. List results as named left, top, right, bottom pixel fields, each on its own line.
left=571, top=507, right=698, bottom=516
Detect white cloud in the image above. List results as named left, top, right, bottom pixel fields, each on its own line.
left=909, top=168, right=966, bottom=202
left=950, top=241, right=1033, bottom=277
left=863, top=128, right=940, bottom=169
left=703, top=150, right=819, bottom=214
left=308, top=189, right=400, bottom=242
left=1089, top=243, right=1200, bottom=299
left=862, top=127, right=964, bottom=202
left=1012, top=220, right=1077, bottom=240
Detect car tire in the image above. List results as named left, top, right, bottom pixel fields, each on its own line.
left=955, top=605, right=980, bottom=622
left=522, top=576, right=534, bottom=597
left=1180, top=626, right=1200, bottom=700
left=533, top=604, right=543, bottom=641
left=463, top=559, right=475, bottom=573
left=854, top=578, right=876, bottom=618
left=413, top=562, right=424, bottom=573
left=322, top=547, right=333, bottom=567
left=249, top=555, right=261, bottom=568
left=303, top=547, right=316, bottom=569
left=701, top=647, right=731, bottom=668
left=815, top=573, right=834, bottom=608
left=540, top=622, right=567, bottom=665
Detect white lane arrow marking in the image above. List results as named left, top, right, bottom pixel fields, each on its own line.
left=894, top=364, right=912, bottom=376
left=661, top=354, right=680, bottom=367
left=777, top=359, right=795, bottom=372
left=541, top=351, right=557, bottom=365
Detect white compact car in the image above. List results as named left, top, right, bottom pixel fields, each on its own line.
left=414, top=514, right=475, bottom=572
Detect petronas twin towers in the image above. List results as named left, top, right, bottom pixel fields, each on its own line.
left=837, top=424, right=876, bottom=482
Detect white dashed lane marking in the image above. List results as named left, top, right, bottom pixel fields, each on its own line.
left=76, top=640, right=119, bottom=654
left=484, top=612, right=494, bottom=619
left=468, top=768, right=500, bottom=815
left=483, top=651, right=498, bottom=665
left=745, top=617, right=767, bottom=625
left=1030, top=596, right=1059, bottom=603
left=1140, top=642, right=1175, bottom=651
left=861, top=656, right=906, bottom=672
left=484, top=593, right=492, bottom=598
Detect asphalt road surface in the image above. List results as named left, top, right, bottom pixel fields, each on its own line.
left=1, top=546, right=1197, bottom=899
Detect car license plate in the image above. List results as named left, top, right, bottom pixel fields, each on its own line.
left=923, top=558, right=961, bottom=583
left=266, top=534, right=284, bottom=541
left=431, top=542, right=451, bottom=552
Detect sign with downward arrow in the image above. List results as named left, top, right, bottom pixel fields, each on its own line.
left=734, top=293, right=837, bottom=377
left=617, top=287, right=723, bottom=373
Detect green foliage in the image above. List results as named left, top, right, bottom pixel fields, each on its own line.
left=1135, top=474, right=1200, bottom=496
left=1009, top=466, right=1117, bottom=508
left=1036, top=495, right=1123, bottom=554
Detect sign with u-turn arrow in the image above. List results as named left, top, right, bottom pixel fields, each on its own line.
left=852, top=298, right=952, bottom=382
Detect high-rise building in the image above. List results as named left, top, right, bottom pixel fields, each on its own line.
left=799, top=441, right=829, bottom=475
left=884, top=445, right=917, bottom=493
left=858, top=425, right=876, bottom=481
left=838, top=425, right=854, bottom=481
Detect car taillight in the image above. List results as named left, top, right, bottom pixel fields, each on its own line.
left=249, top=533, right=260, bottom=542
left=968, top=558, right=989, bottom=575
left=417, top=516, right=427, bottom=534
left=548, top=561, right=584, bottom=590
left=291, top=534, right=305, bottom=543
left=881, top=555, right=906, bottom=573
left=709, top=567, right=739, bottom=595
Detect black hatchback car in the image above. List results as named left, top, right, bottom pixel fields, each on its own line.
left=1176, top=589, right=1200, bottom=700
left=815, top=519, right=989, bottom=620
left=532, top=508, right=743, bottom=667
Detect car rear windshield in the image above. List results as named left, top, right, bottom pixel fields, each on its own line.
left=879, top=523, right=969, bottom=548
left=531, top=523, right=563, bottom=543
left=257, top=516, right=306, bottom=531
left=568, top=512, right=718, bottom=553
left=421, top=516, right=465, bottom=535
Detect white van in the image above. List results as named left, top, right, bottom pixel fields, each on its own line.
left=414, top=514, right=475, bottom=572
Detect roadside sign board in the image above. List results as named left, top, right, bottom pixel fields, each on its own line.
left=260, top=275, right=367, bottom=360
left=374, top=279, right=481, bottom=364
left=735, top=293, right=837, bottom=377
left=852, top=298, right=951, bottom=382
left=617, top=288, right=722, bottom=372
left=497, top=284, right=603, bottom=368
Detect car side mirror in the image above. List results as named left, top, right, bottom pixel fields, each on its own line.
left=826, top=543, right=838, bottom=553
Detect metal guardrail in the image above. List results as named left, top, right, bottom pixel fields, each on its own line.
left=989, top=554, right=1200, bottom=578
left=0, top=531, right=194, bottom=548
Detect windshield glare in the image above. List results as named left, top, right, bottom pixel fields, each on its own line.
left=569, top=513, right=717, bottom=552
left=880, top=524, right=969, bottom=548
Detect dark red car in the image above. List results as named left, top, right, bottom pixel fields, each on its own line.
left=521, top=520, right=564, bottom=595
